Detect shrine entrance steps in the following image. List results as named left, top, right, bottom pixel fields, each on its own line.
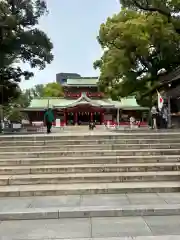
left=0, top=132, right=180, bottom=224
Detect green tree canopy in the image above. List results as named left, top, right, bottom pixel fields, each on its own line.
left=94, top=8, right=180, bottom=106
left=2, top=82, right=64, bottom=121
left=28, top=85, right=45, bottom=98
left=120, top=0, right=180, bottom=34
left=0, top=0, right=53, bottom=104
left=3, top=89, right=31, bottom=121
left=43, top=83, right=64, bottom=97
left=26, top=82, right=64, bottom=99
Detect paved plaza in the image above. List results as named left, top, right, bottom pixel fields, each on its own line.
left=1, top=216, right=180, bottom=239
left=0, top=192, right=180, bottom=211
left=0, top=193, right=179, bottom=239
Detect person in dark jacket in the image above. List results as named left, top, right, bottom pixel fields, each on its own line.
left=44, top=108, right=54, bottom=133
left=161, top=104, right=168, bottom=129
left=89, top=121, right=95, bottom=130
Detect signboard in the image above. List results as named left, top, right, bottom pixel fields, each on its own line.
left=12, top=123, right=21, bottom=129
left=55, top=118, right=61, bottom=127
left=104, top=114, right=112, bottom=121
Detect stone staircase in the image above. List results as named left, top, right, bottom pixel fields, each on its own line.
left=2, top=131, right=180, bottom=240
left=0, top=132, right=180, bottom=197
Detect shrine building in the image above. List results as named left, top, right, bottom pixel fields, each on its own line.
left=23, top=77, right=149, bottom=126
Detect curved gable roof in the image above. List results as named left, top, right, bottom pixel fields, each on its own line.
left=25, top=95, right=148, bottom=110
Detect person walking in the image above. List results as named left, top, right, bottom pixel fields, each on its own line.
left=44, top=108, right=54, bottom=134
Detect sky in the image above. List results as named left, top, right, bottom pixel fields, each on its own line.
left=20, top=0, right=120, bottom=89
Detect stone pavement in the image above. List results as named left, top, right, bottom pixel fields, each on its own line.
left=1, top=216, right=180, bottom=239
left=0, top=193, right=180, bottom=220
left=2, top=129, right=180, bottom=137
left=1, top=192, right=180, bottom=210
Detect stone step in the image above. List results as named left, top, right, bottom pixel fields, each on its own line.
left=0, top=203, right=179, bottom=220
left=1, top=138, right=180, bottom=146
left=1, top=155, right=180, bottom=166
left=2, top=143, right=180, bottom=151
left=95, top=237, right=180, bottom=240
left=7, top=155, right=180, bottom=165
left=0, top=171, right=179, bottom=185
left=0, top=181, right=179, bottom=197
left=1, top=149, right=180, bottom=158
left=0, top=162, right=179, bottom=175
left=2, top=132, right=180, bottom=141
left=0, top=235, right=174, bottom=240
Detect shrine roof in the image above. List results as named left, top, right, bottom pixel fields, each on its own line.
left=53, top=92, right=114, bottom=108
left=159, top=66, right=180, bottom=84
left=27, top=98, right=76, bottom=110
left=66, top=78, right=98, bottom=86
left=25, top=95, right=149, bottom=111
left=110, top=97, right=149, bottom=110
left=143, top=66, right=180, bottom=97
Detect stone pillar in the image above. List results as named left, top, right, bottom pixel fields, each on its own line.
left=117, top=108, right=120, bottom=127
left=168, top=96, right=171, bottom=128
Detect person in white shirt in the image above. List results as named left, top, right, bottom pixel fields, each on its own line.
left=151, top=105, right=157, bottom=129
left=130, top=116, right=135, bottom=129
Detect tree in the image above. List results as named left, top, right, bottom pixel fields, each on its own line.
left=2, top=89, right=30, bottom=122
left=29, top=84, right=45, bottom=98
left=120, top=0, right=180, bottom=34
left=1, top=82, right=64, bottom=122
left=0, top=0, right=53, bottom=104
left=42, top=83, right=64, bottom=97
left=26, top=82, right=64, bottom=100
left=94, top=9, right=180, bottom=106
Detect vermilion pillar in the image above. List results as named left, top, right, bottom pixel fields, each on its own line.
left=101, top=112, right=104, bottom=124
left=64, top=111, right=67, bottom=125
left=90, top=112, right=93, bottom=121
left=75, top=112, right=78, bottom=125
